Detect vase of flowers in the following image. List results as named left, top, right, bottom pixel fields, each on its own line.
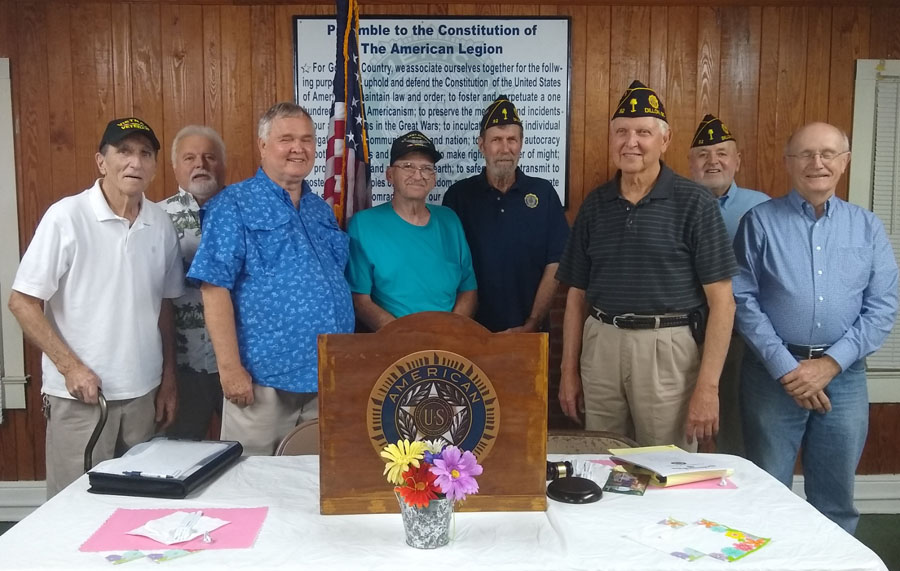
left=381, top=438, right=483, bottom=549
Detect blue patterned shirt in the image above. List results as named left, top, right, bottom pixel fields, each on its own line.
left=717, top=182, right=769, bottom=241
left=733, top=190, right=898, bottom=380
left=187, top=168, right=354, bottom=393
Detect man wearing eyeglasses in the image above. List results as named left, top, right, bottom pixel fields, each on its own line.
left=346, top=130, right=477, bottom=331
left=734, top=122, right=898, bottom=533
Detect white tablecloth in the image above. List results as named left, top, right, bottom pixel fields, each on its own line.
left=0, top=454, right=886, bottom=570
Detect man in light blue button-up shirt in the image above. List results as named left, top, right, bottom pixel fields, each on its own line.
left=689, top=114, right=769, bottom=457
left=733, top=122, right=898, bottom=533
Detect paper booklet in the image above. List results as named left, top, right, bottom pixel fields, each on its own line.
left=609, top=445, right=733, bottom=487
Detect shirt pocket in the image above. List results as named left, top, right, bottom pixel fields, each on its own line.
left=246, top=216, right=294, bottom=276
left=312, top=217, right=350, bottom=270
left=837, top=246, right=872, bottom=293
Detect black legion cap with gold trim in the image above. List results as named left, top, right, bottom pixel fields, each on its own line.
left=480, top=95, right=522, bottom=134
left=613, top=80, right=667, bottom=122
left=691, top=114, right=735, bottom=148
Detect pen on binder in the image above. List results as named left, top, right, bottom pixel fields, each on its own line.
left=123, top=471, right=175, bottom=479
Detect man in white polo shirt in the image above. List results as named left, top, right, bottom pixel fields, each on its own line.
left=8, top=117, right=184, bottom=498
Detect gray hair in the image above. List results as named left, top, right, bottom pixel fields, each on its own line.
left=170, top=125, right=226, bottom=168
left=258, top=102, right=313, bottom=140
left=609, top=116, right=670, bottom=135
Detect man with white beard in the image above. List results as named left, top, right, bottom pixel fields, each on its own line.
left=159, top=125, right=227, bottom=439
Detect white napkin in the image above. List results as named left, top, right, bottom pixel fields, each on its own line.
left=127, top=511, right=229, bottom=545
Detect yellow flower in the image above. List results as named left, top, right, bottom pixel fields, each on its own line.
left=381, top=439, right=426, bottom=485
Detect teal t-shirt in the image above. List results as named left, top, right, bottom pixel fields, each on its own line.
left=346, top=203, right=477, bottom=318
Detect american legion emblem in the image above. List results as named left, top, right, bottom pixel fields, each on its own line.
left=524, top=193, right=539, bottom=208
left=368, top=350, right=500, bottom=459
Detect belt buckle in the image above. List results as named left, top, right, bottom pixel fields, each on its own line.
left=612, top=313, right=635, bottom=328
left=809, top=346, right=826, bottom=359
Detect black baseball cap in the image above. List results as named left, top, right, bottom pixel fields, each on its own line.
left=98, top=117, right=161, bottom=152
left=390, top=131, right=442, bottom=164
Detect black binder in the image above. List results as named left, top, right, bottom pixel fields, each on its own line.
left=87, top=438, right=243, bottom=499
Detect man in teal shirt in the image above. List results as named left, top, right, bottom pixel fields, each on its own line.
left=688, top=114, right=769, bottom=456
left=346, top=131, right=477, bottom=330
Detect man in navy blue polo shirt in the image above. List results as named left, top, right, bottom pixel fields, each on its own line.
left=443, top=96, right=569, bottom=332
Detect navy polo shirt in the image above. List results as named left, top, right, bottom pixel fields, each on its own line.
left=443, top=168, right=569, bottom=332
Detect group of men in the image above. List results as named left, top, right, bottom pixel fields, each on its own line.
left=7, top=80, right=897, bottom=535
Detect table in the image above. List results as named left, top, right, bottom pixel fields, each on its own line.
left=0, top=454, right=887, bottom=570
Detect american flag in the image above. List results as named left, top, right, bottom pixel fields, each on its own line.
left=323, top=0, right=372, bottom=228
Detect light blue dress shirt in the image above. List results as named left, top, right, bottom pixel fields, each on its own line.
left=718, top=182, right=770, bottom=241
left=188, top=168, right=355, bottom=393
left=733, top=190, right=899, bottom=380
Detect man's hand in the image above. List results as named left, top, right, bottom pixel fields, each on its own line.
left=558, top=369, right=584, bottom=425
left=155, top=376, right=178, bottom=429
left=501, top=318, right=539, bottom=334
left=793, top=390, right=832, bottom=414
left=221, top=366, right=254, bottom=407
left=781, top=357, right=840, bottom=400
left=63, top=362, right=102, bottom=404
left=685, top=382, right=719, bottom=444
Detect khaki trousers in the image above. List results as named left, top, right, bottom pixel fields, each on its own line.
left=45, top=390, right=157, bottom=499
left=220, top=385, right=318, bottom=456
left=580, top=316, right=700, bottom=452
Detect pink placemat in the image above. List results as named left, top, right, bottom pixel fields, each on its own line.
left=80, top=507, right=268, bottom=552
left=590, top=459, right=737, bottom=489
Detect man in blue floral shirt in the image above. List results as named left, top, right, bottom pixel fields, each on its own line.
left=188, top=103, right=354, bottom=455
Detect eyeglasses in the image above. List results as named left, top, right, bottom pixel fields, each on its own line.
left=394, top=162, right=436, bottom=177
left=785, top=151, right=849, bottom=163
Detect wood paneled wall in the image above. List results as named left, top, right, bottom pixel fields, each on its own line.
left=1, top=1, right=899, bottom=481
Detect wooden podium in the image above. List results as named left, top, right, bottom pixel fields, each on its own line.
left=317, top=312, right=548, bottom=515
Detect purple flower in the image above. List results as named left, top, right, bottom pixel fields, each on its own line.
left=429, top=446, right=483, bottom=502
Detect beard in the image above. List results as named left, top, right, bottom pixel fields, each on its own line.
left=486, top=157, right=518, bottom=180
left=185, top=173, right=220, bottom=201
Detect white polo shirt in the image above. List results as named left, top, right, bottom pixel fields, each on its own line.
left=12, top=180, right=185, bottom=400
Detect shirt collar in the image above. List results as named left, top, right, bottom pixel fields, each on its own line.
left=89, top=179, right=151, bottom=226
left=788, top=188, right=837, bottom=219
left=718, top=181, right=738, bottom=207
left=476, top=167, right=524, bottom=194
left=176, top=187, right=201, bottom=210
left=601, top=161, right=674, bottom=202
left=256, top=167, right=312, bottom=206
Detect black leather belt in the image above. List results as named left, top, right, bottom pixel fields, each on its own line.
left=592, top=307, right=690, bottom=330
left=786, top=343, right=831, bottom=359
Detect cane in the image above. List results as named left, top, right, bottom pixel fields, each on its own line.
left=83, top=392, right=108, bottom=473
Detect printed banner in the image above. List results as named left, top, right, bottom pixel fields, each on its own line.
left=295, top=17, right=571, bottom=205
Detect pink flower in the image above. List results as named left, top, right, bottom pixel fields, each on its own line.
left=430, top=446, right=483, bottom=502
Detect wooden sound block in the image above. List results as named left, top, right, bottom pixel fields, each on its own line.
left=317, top=312, right=548, bottom=515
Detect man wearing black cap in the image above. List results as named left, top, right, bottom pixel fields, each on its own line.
left=688, top=114, right=769, bottom=455
left=443, top=96, right=569, bottom=333
left=556, top=81, right=737, bottom=451
left=8, top=117, right=183, bottom=497
left=346, top=130, right=477, bottom=330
